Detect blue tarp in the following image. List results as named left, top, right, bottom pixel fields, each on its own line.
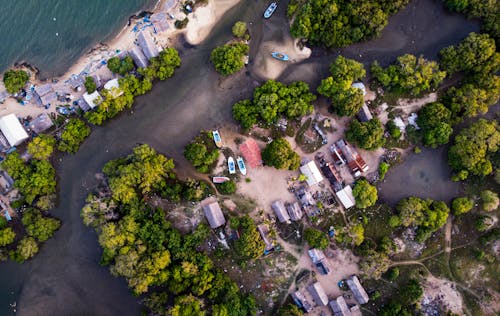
left=3, top=210, right=12, bottom=221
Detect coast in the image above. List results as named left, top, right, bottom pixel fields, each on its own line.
left=0, top=0, right=241, bottom=121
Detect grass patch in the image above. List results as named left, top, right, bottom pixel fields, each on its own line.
left=423, top=253, right=453, bottom=279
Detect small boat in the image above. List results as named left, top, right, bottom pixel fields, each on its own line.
left=212, top=130, right=223, bottom=148
left=237, top=156, right=247, bottom=175
left=228, top=157, right=236, bottom=174
left=271, top=52, right=289, bottom=61
left=264, top=2, right=277, bottom=19
left=213, top=176, right=230, bottom=184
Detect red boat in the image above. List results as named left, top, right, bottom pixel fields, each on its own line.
left=213, top=176, right=230, bottom=183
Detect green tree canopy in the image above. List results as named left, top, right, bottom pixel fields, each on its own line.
left=84, top=76, right=97, bottom=93
left=12, top=237, right=39, bottom=263
left=417, top=102, right=453, bottom=147
left=183, top=132, right=219, bottom=174
left=231, top=215, right=265, bottom=259
left=304, top=227, right=329, bottom=250
left=481, top=190, right=499, bottom=212
left=0, top=227, right=15, bottom=247
left=232, top=21, right=247, bottom=38
left=3, top=69, right=29, bottom=94
left=210, top=43, right=249, bottom=76
left=371, top=54, right=446, bottom=95
left=217, top=181, right=236, bottom=194
left=28, top=134, right=56, bottom=160
left=21, top=209, right=61, bottom=242
left=352, top=179, right=378, bottom=208
left=346, top=118, right=385, bottom=150
left=58, top=118, right=91, bottom=153
left=107, top=56, right=135, bottom=75
left=451, top=197, right=474, bottom=215
left=262, top=138, right=300, bottom=170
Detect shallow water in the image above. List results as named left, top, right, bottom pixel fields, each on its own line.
left=0, top=0, right=480, bottom=315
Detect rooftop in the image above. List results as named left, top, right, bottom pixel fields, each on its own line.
left=336, top=185, right=356, bottom=209
left=239, top=139, right=262, bottom=168
left=300, top=160, right=324, bottom=186
left=271, top=200, right=290, bottom=223
left=82, top=91, right=102, bottom=109
left=286, top=202, right=303, bottom=221
left=329, top=296, right=352, bottom=316
left=0, top=114, right=29, bottom=147
left=201, top=198, right=226, bottom=229
left=347, top=275, right=369, bottom=305
left=137, top=30, right=160, bottom=60
left=29, top=113, right=54, bottom=134
left=307, top=282, right=329, bottom=306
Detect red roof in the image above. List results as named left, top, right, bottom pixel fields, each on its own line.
left=239, top=139, right=262, bottom=169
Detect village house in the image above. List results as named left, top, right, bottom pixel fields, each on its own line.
left=291, top=290, right=313, bottom=313
left=0, top=171, right=14, bottom=195
left=239, top=139, right=262, bottom=168
left=308, top=282, right=329, bottom=306
left=201, top=198, right=226, bottom=229
left=333, top=139, right=369, bottom=177
left=335, top=185, right=356, bottom=209
left=34, top=83, right=58, bottom=107
left=130, top=46, right=149, bottom=68
left=104, top=78, right=124, bottom=98
left=329, top=296, right=352, bottom=316
left=346, top=275, right=369, bottom=305
left=300, top=160, right=324, bottom=186
left=357, top=103, right=373, bottom=122
left=82, top=91, right=103, bottom=111
left=0, top=114, right=29, bottom=147
left=286, top=202, right=303, bottom=221
left=308, top=248, right=331, bottom=275
left=29, top=113, right=54, bottom=134
left=137, top=30, right=161, bottom=60
left=271, top=200, right=290, bottom=223
left=150, top=12, right=170, bottom=33
left=257, top=223, right=274, bottom=253
left=320, top=162, right=343, bottom=191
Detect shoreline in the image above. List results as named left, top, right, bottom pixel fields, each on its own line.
left=0, top=0, right=241, bottom=120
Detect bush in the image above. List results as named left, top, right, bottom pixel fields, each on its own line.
left=58, top=118, right=91, bottom=153
left=378, top=162, right=390, bottom=180
left=346, top=118, right=386, bottom=150
left=107, top=56, right=135, bottom=76
left=386, top=120, right=401, bottom=139
left=3, top=69, right=29, bottom=94
left=474, top=215, right=493, bottom=232
left=451, top=197, right=474, bottom=215
left=480, top=190, right=499, bottom=212
left=84, top=76, right=97, bottom=93
left=217, top=180, right=236, bottom=194
left=27, top=134, right=56, bottom=160
left=262, top=138, right=300, bottom=170
left=304, top=227, right=329, bottom=250
left=232, top=21, right=247, bottom=38
left=387, top=267, right=400, bottom=281
left=352, top=179, right=378, bottom=208
left=210, top=43, right=249, bottom=75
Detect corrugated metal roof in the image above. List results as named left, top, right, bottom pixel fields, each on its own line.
left=347, top=275, right=369, bottom=305
left=300, top=160, right=324, bottom=186
left=329, top=296, right=352, bottom=316
left=308, top=282, right=329, bottom=306
left=271, top=200, right=290, bottom=223
left=202, top=201, right=226, bottom=229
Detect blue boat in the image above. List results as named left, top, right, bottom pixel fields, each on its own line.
left=271, top=52, right=289, bottom=61
left=264, top=2, right=277, bottom=18
left=212, top=130, right=223, bottom=148
left=228, top=157, right=236, bottom=174
left=237, top=157, right=247, bottom=175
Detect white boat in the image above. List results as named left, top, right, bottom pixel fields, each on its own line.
left=228, top=157, right=236, bottom=174
left=213, top=176, right=230, bottom=183
left=237, top=156, right=247, bottom=175
left=264, top=2, right=277, bottom=19
left=212, top=130, right=223, bottom=148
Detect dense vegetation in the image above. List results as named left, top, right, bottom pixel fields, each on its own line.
left=317, top=56, right=366, bottom=116
left=371, top=54, right=446, bottom=95
left=3, top=69, right=29, bottom=94
left=183, top=131, right=219, bottom=174
left=230, top=215, right=266, bottom=260
left=84, top=76, right=97, bottom=93
left=233, top=80, right=315, bottom=128
left=345, top=118, right=385, bottom=150
left=262, top=138, right=300, bottom=170
left=58, top=118, right=91, bottom=153
left=210, top=43, right=249, bottom=75
left=232, top=21, right=248, bottom=39
left=304, top=227, right=329, bottom=250
left=352, top=179, right=378, bottom=208
left=82, top=145, right=255, bottom=314
left=416, top=102, right=453, bottom=148
left=288, top=0, right=410, bottom=48
left=27, top=134, right=56, bottom=160
left=107, top=56, right=135, bottom=76
left=448, top=119, right=499, bottom=181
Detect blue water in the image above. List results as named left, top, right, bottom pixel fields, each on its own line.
left=0, top=0, right=156, bottom=78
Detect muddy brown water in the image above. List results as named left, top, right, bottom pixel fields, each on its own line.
left=0, top=0, right=479, bottom=315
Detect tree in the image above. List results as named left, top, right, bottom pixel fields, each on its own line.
left=0, top=227, right=15, bottom=247
left=262, top=138, right=300, bottom=170
left=387, top=267, right=400, bottom=281
left=232, top=100, right=258, bottom=129
left=480, top=190, right=499, bottom=212
left=352, top=179, right=378, bottom=208
left=107, top=56, right=135, bottom=75
left=378, top=162, right=390, bottom=180
left=217, top=181, right=236, bottom=194
left=451, top=197, right=474, bottom=215
left=475, top=215, right=494, bottom=232
left=371, top=54, right=446, bottom=95
left=400, top=279, right=423, bottom=305
left=21, top=209, right=61, bottom=242
left=169, top=295, right=205, bottom=316
left=141, top=48, right=181, bottom=81
left=417, top=102, right=453, bottom=147
left=232, top=21, right=247, bottom=38
left=12, top=237, right=39, bottom=263
left=386, top=120, right=401, bottom=139
left=304, top=227, right=329, bottom=250
left=210, top=43, right=249, bottom=75
left=448, top=119, right=499, bottom=179
left=346, top=118, right=386, bottom=150
left=279, top=304, right=303, bottom=316
left=84, top=76, right=97, bottom=93
left=58, top=119, right=91, bottom=153
left=184, top=132, right=220, bottom=174
left=3, top=69, right=29, bottom=94
left=27, top=134, right=56, bottom=160
left=231, top=216, right=265, bottom=259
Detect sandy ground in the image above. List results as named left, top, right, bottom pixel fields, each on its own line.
left=421, top=276, right=464, bottom=315
left=394, top=92, right=438, bottom=115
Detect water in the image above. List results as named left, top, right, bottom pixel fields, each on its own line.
left=0, top=0, right=479, bottom=315
left=0, top=0, right=156, bottom=79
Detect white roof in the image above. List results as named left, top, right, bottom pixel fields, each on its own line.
left=393, top=117, right=406, bottom=132
left=408, top=113, right=420, bottom=130
left=0, top=114, right=29, bottom=147
left=104, top=78, right=120, bottom=90
left=82, top=91, right=102, bottom=109
left=300, top=160, right=324, bottom=186
left=336, top=185, right=356, bottom=209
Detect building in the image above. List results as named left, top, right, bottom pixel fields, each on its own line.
left=34, top=84, right=58, bottom=106
left=357, top=103, right=373, bottom=122
left=202, top=199, right=226, bottom=229
left=286, top=202, right=303, bottom=221
left=0, top=114, right=29, bottom=146
left=0, top=90, right=9, bottom=103
left=137, top=30, right=161, bottom=60
left=308, top=248, right=331, bottom=275
left=130, top=46, right=149, bottom=68
left=0, top=171, right=14, bottom=195
left=300, top=160, right=324, bottom=186
left=271, top=200, right=290, bottom=223
left=321, top=162, right=343, bottom=190
left=336, top=139, right=368, bottom=176
left=346, top=275, right=369, bottom=305
left=257, top=223, right=274, bottom=252
left=291, top=291, right=313, bottom=313
left=239, top=139, right=262, bottom=168
left=330, top=143, right=346, bottom=165
left=308, top=282, right=329, bottom=306
left=29, top=113, right=53, bottom=134
left=82, top=91, right=102, bottom=110
left=329, top=296, right=352, bottom=316
left=104, top=78, right=123, bottom=98
left=0, top=133, right=10, bottom=152
left=296, top=187, right=315, bottom=207
left=150, top=12, right=170, bottom=33
left=336, top=185, right=356, bottom=209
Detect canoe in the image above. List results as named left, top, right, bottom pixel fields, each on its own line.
left=264, top=2, right=277, bottom=18
left=213, top=176, right=230, bottom=184
left=212, top=130, right=223, bottom=148
left=237, top=156, right=247, bottom=175
left=271, top=52, right=289, bottom=61
left=228, top=157, right=236, bottom=174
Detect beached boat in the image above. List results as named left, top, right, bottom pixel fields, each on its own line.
left=264, top=2, right=277, bottom=18
left=228, top=157, right=236, bottom=174
left=213, top=176, right=230, bottom=184
left=237, top=156, right=247, bottom=175
left=271, top=52, right=289, bottom=61
left=212, top=130, right=223, bottom=148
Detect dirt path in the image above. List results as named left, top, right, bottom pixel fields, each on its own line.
left=444, top=216, right=453, bottom=253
